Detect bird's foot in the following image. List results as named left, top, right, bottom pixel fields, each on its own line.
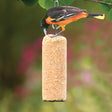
left=49, top=34, right=61, bottom=38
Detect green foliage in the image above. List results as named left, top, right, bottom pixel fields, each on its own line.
left=38, top=0, right=54, bottom=10
left=38, top=0, right=75, bottom=10
left=18, top=0, right=75, bottom=9
left=109, top=8, right=112, bottom=21
left=59, top=0, right=75, bottom=6
left=1, top=0, right=112, bottom=112
left=20, top=0, right=39, bottom=7
left=100, top=0, right=112, bottom=12
left=18, top=0, right=112, bottom=22
left=99, top=0, right=112, bottom=21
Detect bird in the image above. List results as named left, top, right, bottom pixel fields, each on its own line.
left=40, top=6, right=105, bottom=37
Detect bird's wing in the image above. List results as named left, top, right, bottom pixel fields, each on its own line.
left=53, top=12, right=80, bottom=22
left=47, top=6, right=87, bottom=22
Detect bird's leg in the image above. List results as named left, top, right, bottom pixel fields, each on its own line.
left=56, top=25, right=61, bottom=29
left=52, top=24, right=55, bottom=29
left=54, top=30, right=64, bottom=36
left=52, top=24, right=61, bottom=30
left=52, top=25, right=57, bottom=34
left=49, top=30, right=64, bottom=37
left=52, top=24, right=61, bottom=35
left=50, top=25, right=65, bottom=37
left=54, top=25, right=57, bottom=35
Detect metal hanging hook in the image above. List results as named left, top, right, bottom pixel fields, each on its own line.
left=53, top=0, right=59, bottom=35
left=54, top=0, right=59, bottom=7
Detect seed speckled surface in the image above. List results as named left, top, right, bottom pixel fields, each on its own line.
left=42, top=34, right=67, bottom=101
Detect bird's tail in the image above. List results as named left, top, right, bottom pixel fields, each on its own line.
left=87, top=13, right=105, bottom=19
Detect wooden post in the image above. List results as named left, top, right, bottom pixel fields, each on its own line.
left=42, top=34, right=67, bottom=102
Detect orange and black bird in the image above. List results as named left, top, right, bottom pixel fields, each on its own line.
left=40, top=6, right=105, bottom=36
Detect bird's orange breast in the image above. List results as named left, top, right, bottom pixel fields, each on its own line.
left=46, top=12, right=88, bottom=25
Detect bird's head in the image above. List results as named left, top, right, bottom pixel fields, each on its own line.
left=40, top=16, right=49, bottom=35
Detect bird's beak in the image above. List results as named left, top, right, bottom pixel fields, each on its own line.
left=43, top=28, right=47, bottom=35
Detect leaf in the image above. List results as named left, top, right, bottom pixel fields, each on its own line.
left=100, top=0, right=112, bottom=12
left=109, top=8, right=112, bottom=21
left=21, top=0, right=38, bottom=7
left=38, top=0, right=54, bottom=10
left=59, top=0, right=75, bottom=5
left=38, top=0, right=75, bottom=10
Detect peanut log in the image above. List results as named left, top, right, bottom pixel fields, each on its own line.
left=42, top=34, right=67, bottom=102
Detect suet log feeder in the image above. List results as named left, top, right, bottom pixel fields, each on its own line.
left=42, top=34, right=67, bottom=102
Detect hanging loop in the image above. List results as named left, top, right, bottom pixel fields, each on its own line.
left=54, top=0, right=59, bottom=7
left=53, top=0, right=59, bottom=34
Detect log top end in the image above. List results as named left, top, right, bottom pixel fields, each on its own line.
left=42, top=34, right=67, bottom=44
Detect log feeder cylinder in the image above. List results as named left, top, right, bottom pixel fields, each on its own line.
left=42, top=34, right=67, bottom=102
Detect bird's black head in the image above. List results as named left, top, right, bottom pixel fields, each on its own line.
left=40, top=16, right=49, bottom=35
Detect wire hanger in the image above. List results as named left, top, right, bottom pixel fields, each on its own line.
left=54, top=0, right=59, bottom=7
left=52, top=0, right=60, bottom=35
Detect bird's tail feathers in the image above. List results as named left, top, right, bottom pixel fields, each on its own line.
left=87, top=13, right=105, bottom=19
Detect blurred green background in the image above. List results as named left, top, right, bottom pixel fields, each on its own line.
left=0, top=0, right=112, bottom=112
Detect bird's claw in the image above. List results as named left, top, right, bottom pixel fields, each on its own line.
left=49, top=34, right=60, bottom=37
left=52, top=25, right=61, bottom=30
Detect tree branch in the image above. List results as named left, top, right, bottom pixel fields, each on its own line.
left=87, top=0, right=112, bottom=5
